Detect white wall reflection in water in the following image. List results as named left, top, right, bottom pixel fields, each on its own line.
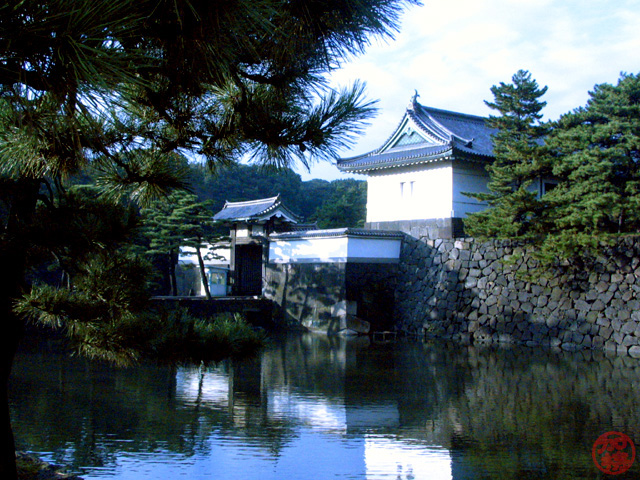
left=267, top=389, right=347, bottom=433
left=175, top=368, right=230, bottom=408
left=365, top=434, right=452, bottom=480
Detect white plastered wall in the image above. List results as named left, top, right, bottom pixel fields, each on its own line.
left=366, top=162, right=453, bottom=222
left=451, top=162, right=491, bottom=218
left=268, top=235, right=401, bottom=263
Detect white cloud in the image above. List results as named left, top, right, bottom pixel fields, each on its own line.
left=296, top=0, right=640, bottom=181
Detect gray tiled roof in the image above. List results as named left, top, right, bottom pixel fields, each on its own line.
left=213, top=195, right=300, bottom=223
left=269, top=227, right=404, bottom=240
left=337, top=144, right=452, bottom=172
left=337, top=97, right=497, bottom=173
left=416, top=104, right=495, bottom=157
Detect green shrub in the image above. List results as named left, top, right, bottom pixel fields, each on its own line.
left=148, top=309, right=266, bottom=363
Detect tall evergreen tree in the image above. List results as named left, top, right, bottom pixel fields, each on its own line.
left=464, top=70, right=550, bottom=239
left=541, top=72, right=640, bottom=260
left=142, top=191, right=220, bottom=299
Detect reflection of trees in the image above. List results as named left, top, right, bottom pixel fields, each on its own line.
left=10, top=342, right=290, bottom=470
left=12, top=335, right=640, bottom=479
left=391, top=341, right=640, bottom=479
left=11, top=347, right=213, bottom=469
left=9, top=333, right=367, bottom=471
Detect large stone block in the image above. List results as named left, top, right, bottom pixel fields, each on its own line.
left=628, top=345, right=640, bottom=358
left=574, top=300, right=591, bottom=312
left=592, top=336, right=605, bottom=349
left=611, top=273, right=625, bottom=283
left=621, top=321, right=637, bottom=335
left=599, top=326, right=613, bottom=340
left=546, top=316, right=560, bottom=328
left=578, top=322, right=592, bottom=335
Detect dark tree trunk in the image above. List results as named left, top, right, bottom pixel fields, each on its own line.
left=0, top=179, right=40, bottom=480
left=196, top=246, right=211, bottom=299
left=0, top=310, right=22, bottom=480
left=169, top=249, right=178, bottom=296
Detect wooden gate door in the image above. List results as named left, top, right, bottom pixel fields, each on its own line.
left=234, top=244, right=263, bottom=296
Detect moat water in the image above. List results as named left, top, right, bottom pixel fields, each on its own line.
left=9, top=334, right=640, bottom=479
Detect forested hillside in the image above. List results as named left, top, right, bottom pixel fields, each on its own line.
left=188, top=163, right=367, bottom=228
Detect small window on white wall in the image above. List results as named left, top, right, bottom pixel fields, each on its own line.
left=400, top=181, right=415, bottom=200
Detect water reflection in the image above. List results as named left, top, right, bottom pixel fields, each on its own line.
left=9, top=335, right=640, bottom=479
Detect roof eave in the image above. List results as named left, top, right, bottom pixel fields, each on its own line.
left=337, top=149, right=454, bottom=173
left=269, top=227, right=404, bottom=241
left=338, top=148, right=494, bottom=173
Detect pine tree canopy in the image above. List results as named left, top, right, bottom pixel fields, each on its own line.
left=466, top=70, right=640, bottom=264
left=464, top=70, right=550, bottom=240
left=540, top=72, right=640, bottom=260
left=0, top=0, right=421, bottom=192
left=0, top=2, right=420, bottom=476
left=0, top=0, right=418, bottom=326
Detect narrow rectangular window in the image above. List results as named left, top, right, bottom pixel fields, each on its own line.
left=400, top=182, right=405, bottom=198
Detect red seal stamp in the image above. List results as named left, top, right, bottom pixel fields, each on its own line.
left=592, top=431, right=635, bottom=475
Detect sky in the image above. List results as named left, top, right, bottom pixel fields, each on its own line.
left=294, top=0, right=640, bottom=181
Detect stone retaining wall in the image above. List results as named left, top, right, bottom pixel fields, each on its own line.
left=395, top=235, right=640, bottom=356
left=265, top=262, right=398, bottom=334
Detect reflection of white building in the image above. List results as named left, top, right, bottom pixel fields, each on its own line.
left=177, top=244, right=231, bottom=297
left=261, top=377, right=452, bottom=479
left=174, top=366, right=231, bottom=407
left=267, top=389, right=348, bottom=433
left=365, top=435, right=452, bottom=480
left=169, top=336, right=457, bottom=480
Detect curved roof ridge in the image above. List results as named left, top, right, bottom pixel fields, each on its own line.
left=213, top=194, right=302, bottom=223
left=339, top=145, right=453, bottom=172
left=221, top=195, right=280, bottom=208
left=337, top=93, right=495, bottom=174
left=418, top=103, right=489, bottom=122
left=337, top=94, right=465, bottom=165
left=406, top=108, right=454, bottom=144
left=365, top=111, right=412, bottom=158
left=413, top=104, right=478, bottom=145
left=339, top=146, right=387, bottom=163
